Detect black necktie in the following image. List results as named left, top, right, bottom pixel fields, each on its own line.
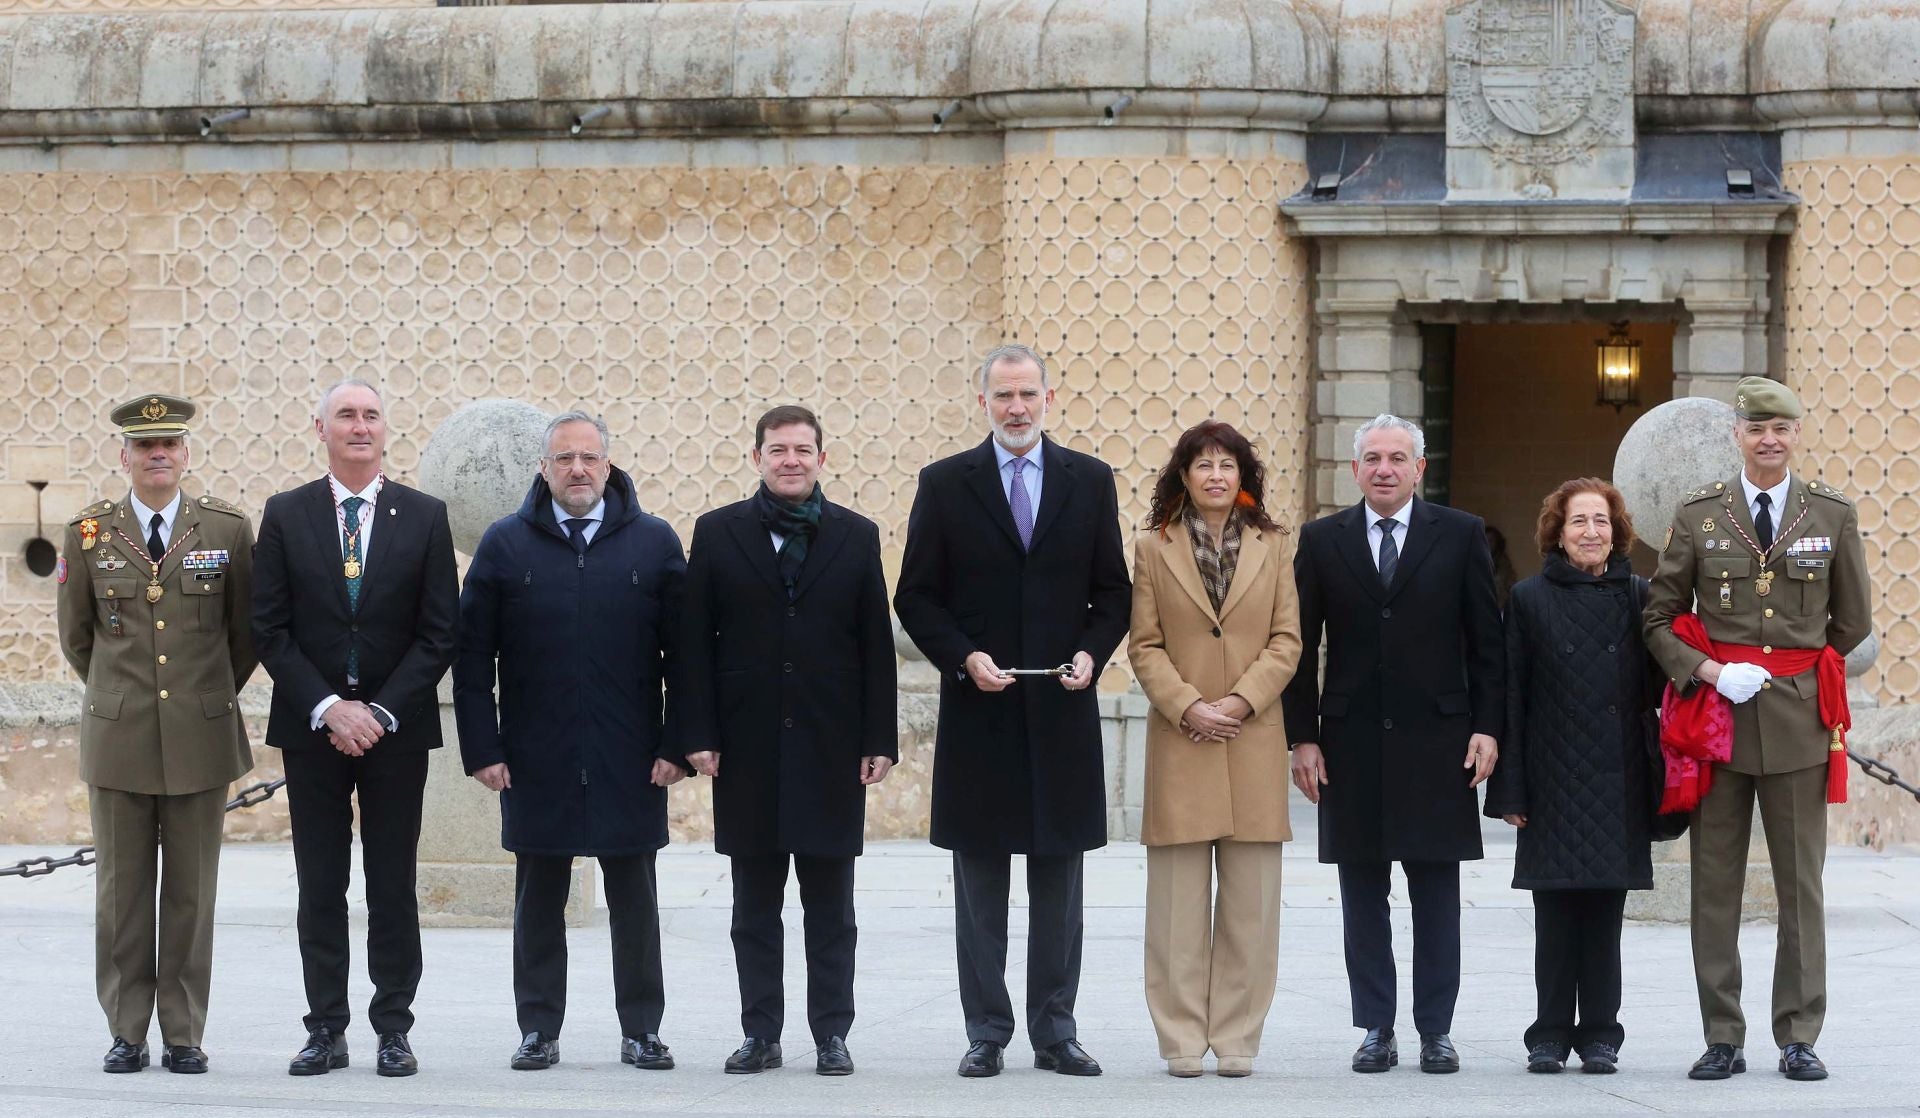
left=1755, top=492, right=1775, bottom=552
left=146, top=513, right=165, bottom=563
left=1376, top=520, right=1398, bottom=588
left=564, top=518, right=590, bottom=555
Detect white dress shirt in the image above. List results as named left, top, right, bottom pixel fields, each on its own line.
left=993, top=439, right=1044, bottom=514
left=127, top=490, right=183, bottom=556
left=1365, top=499, right=1414, bottom=572
left=311, top=474, right=396, bottom=733
left=1740, top=471, right=1792, bottom=540
left=552, top=498, right=606, bottom=547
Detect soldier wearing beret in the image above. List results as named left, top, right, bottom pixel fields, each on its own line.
left=55, top=395, right=257, bottom=1076
left=1644, top=376, right=1872, bottom=1083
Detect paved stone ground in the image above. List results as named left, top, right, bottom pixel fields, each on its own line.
left=2, top=793, right=1917, bottom=1117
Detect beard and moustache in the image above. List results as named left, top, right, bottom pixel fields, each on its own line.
left=989, top=400, right=1047, bottom=452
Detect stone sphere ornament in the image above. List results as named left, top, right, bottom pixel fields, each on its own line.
left=1612, top=395, right=1741, bottom=539
left=418, top=399, right=552, bottom=554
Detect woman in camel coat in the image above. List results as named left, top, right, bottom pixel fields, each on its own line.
left=1128, top=420, right=1302, bottom=1079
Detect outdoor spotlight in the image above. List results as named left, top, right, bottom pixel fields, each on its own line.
left=1726, top=168, right=1754, bottom=197
left=199, top=107, right=250, bottom=137
left=570, top=105, right=613, bottom=135
left=932, top=100, right=964, bottom=132
left=1102, top=94, right=1134, bottom=125
left=1313, top=172, right=1341, bottom=200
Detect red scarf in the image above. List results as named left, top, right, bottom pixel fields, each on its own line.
left=1659, top=613, right=1850, bottom=811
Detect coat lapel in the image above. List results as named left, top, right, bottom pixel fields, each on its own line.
left=1216, top=524, right=1269, bottom=624
left=792, top=501, right=854, bottom=602
left=1333, top=503, right=1385, bottom=604
left=1384, top=497, right=1441, bottom=602
left=157, top=498, right=199, bottom=584
left=1160, top=523, right=1218, bottom=622
left=100, top=499, right=153, bottom=577
left=1026, top=437, right=1072, bottom=552
left=358, top=483, right=403, bottom=612
left=963, top=438, right=1026, bottom=553
left=306, top=479, right=352, bottom=616
left=726, top=503, right=787, bottom=598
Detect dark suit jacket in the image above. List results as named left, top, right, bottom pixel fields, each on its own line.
left=1281, top=497, right=1503, bottom=863
left=253, top=477, right=459, bottom=752
left=894, top=436, right=1131, bottom=856
left=680, top=495, right=897, bottom=859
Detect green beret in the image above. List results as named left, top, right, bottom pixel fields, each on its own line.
left=1733, top=376, right=1802, bottom=421
left=111, top=394, right=196, bottom=437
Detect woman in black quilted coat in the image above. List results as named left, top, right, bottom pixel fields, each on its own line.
left=1484, top=478, right=1660, bottom=1077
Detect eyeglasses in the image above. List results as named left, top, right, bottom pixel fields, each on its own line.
left=544, top=453, right=606, bottom=468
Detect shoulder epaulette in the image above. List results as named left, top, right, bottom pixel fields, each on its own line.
left=69, top=498, right=115, bottom=523
left=194, top=494, right=247, bottom=517
left=1680, top=483, right=1726, bottom=504
left=1806, top=480, right=1851, bottom=505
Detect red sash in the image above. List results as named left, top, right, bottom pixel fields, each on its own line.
left=1659, top=613, right=1850, bottom=810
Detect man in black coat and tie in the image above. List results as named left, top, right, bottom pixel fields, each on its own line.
left=1282, top=414, right=1503, bottom=1076
left=895, top=344, right=1132, bottom=1079
left=681, top=405, right=897, bottom=1077
left=252, top=379, right=458, bottom=1078
left=453, top=410, right=688, bottom=1074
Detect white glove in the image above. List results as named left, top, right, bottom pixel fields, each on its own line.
left=1713, top=662, right=1772, bottom=704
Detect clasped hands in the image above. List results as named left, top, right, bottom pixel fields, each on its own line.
left=1179, top=694, right=1253, bottom=742
left=322, top=700, right=385, bottom=757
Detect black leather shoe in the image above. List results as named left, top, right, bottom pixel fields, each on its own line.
left=816, top=1036, right=854, bottom=1076
left=510, top=1032, right=559, bottom=1070
left=288, top=1028, right=347, bottom=1076
left=1780, top=1042, right=1828, bottom=1081
left=1034, top=1039, right=1102, bottom=1076
left=376, top=1032, right=417, bottom=1077
left=724, top=1038, right=782, bottom=1074
left=1526, top=1043, right=1565, bottom=1073
left=957, top=1040, right=1003, bottom=1078
left=1579, top=1043, right=1619, bottom=1074
left=1688, top=1043, right=1746, bottom=1080
left=1352, top=1028, right=1397, bottom=1073
left=1419, top=1033, right=1460, bottom=1074
left=161, top=1046, right=207, bottom=1074
left=103, top=1037, right=149, bottom=1074
left=621, top=1034, right=674, bottom=1070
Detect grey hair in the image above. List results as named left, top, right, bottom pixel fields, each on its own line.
left=977, top=344, right=1050, bottom=395
left=544, top=409, right=610, bottom=455
left=1352, top=414, right=1426, bottom=461
left=315, top=377, right=382, bottom=421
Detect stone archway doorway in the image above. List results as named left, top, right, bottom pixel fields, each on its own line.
left=1412, top=309, right=1679, bottom=586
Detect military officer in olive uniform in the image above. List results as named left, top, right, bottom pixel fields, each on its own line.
left=1644, top=376, right=1872, bottom=1084
left=54, top=395, right=257, bottom=1076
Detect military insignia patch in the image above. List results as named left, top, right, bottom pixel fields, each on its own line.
left=56, top=556, right=67, bottom=584
left=79, top=518, right=99, bottom=551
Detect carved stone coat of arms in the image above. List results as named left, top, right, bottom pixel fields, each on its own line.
left=1446, top=0, right=1633, bottom=172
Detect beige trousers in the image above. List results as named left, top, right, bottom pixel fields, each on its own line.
left=91, top=784, right=227, bottom=1046
left=1144, top=839, right=1284, bottom=1059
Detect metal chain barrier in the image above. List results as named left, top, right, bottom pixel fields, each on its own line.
left=1849, top=749, right=1920, bottom=804
left=0, top=777, right=286, bottom=880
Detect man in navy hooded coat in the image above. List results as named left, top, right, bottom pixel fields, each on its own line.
left=453, top=410, right=687, bottom=1073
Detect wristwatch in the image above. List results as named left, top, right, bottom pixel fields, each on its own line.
left=369, top=704, right=397, bottom=733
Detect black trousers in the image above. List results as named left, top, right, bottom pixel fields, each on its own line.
left=1527, top=888, right=1627, bottom=1055
left=952, top=851, right=1083, bottom=1050
left=1337, top=860, right=1461, bottom=1036
left=729, top=853, right=856, bottom=1045
left=514, top=853, right=665, bottom=1040
left=282, top=746, right=429, bottom=1036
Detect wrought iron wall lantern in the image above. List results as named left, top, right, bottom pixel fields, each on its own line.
left=1595, top=322, right=1641, bottom=411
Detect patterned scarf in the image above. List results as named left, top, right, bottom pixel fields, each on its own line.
left=1182, top=501, right=1242, bottom=615
left=753, top=481, right=823, bottom=600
